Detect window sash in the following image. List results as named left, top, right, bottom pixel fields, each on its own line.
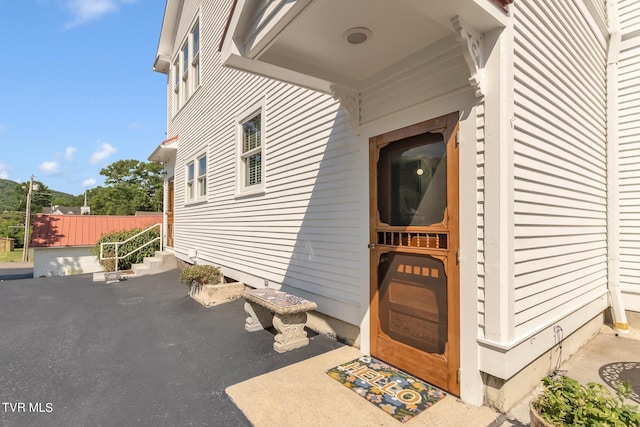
left=186, top=162, right=195, bottom=200
left=241, top=112, right=262, bottom=188
left=197, top=156, right=207, bottom=197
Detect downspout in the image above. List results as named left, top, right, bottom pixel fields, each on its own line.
left=606, top=1, right=629, bottom=333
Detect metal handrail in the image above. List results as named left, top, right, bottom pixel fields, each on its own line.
left=100, top=223, right=163, bottom=272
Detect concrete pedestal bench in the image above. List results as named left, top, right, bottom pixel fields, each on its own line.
left=243, top=288, right=317, bottom=353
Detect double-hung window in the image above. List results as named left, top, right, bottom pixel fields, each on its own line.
left=186, top=154, right=207, bottom=203
left=181, top=43, right=189, bottom=103
left=186, top=161, right=195, bottom=202
left=197, top=154, right=207, bottom=198
left=173, top=59, right=180, bottom=114
left=238, top=104, right=265, bottom=194
left=173, top=18, right=201, bottom=113
left=192, top=23, right=200, bottom=88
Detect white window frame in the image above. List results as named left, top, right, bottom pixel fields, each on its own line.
left=197, top=154, right=207, bottom=199
left=172, top=16, right=201, bottom=115
left=186, top=161, right=195, bottom=202
left=172, top=59, right=180, bottom=115
left=236, top=99, right=266, bottom=196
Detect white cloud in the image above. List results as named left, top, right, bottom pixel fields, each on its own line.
left=39, top=160, right=61, bottom=175
left=64, top=0, right=136, bottom=29
left=0, top=163, right=9, bottom=180
left=65, top=146, right=77, bottom=161
left=90, top=142, right=117, bottom=164
left=128, top=120, right=144, bottom=130
left=82, top=178, right=96, bottom=188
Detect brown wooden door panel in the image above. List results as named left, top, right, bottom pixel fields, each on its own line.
left=370, top=112, right=460, bottom=396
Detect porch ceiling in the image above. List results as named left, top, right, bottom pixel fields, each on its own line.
left=222, top=0, right=509, bottom=93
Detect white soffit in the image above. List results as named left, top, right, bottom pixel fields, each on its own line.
left=226, top=0, right=509, bottom=91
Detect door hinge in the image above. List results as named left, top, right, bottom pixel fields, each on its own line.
left=457, top=368, right=461, bottom=384
left=456, top=133, right=460, bottom=147
left=368, top=243, right=376, bottom=249
left=456, top=248, right=461, bottom=264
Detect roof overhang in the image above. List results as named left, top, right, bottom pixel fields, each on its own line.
left=153, top=0, right=184, bottom=74
left=220, top=0, right=511, bottom=94
left=149, top=136, right=179, bottom=162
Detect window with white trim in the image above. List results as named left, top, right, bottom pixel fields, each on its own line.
left=173, top=18, right=200, bottom=114
left=172, top=59, right=180, bottom=114
left=186, top=161, right=195, bottom=202
left=238, top=109, right=264, bottom=193
left=192, top=23, right=200, bottom=88
left=197, top=154, right=206, bottom=197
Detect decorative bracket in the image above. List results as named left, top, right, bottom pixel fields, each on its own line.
left=451, top=16, right=484, bottom=98
left=330, top=85, right=360, bottom=135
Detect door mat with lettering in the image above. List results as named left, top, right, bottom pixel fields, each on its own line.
left=326, top=356, right=446, bottom=423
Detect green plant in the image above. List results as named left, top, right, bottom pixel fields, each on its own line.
left=179, top=264, right=223, bottom=286
left=91, top=227, right=160, bottom=271
left=532, top=375, right=640, bottom=426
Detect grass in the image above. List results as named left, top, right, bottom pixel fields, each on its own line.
left=0, top=249, right=32, bottom=262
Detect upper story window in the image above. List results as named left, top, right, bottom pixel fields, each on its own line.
left=192, top=23, right=200, bottom=88
left=173, top=18, right=201, bottom=114
left=237, top=101, right=265, bottom=195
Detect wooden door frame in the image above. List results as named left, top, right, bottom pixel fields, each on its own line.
left=369, top=112, right=460, bottom=395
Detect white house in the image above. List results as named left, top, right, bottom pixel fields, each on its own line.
left=149, top=0, right=640, bottom=410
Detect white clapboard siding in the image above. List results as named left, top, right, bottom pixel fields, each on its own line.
left=360, top=35, right=469, bottom=125
left=165, top=0, right=364, bottom=324
left=620, top=0, right=640, bottom=34
left=476, top=100, right=486, bottom=337
left=618, top=36, right=640, bottom=302
left=512, top=0, right=608, bottom=337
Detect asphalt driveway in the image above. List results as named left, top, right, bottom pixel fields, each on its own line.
left=0, top=269, right=343, bottom=427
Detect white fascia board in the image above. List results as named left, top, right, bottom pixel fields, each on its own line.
left=242, top=0, right=313, bottom=60
left=148, top=140, right=178, bottom=163
left=220, top=0, right=331, bottom=92
left=222, top=51, right=333, bottom=94
left=153, top=0, right=183, bottom=73
left=478, top=292, right=607, bottom=379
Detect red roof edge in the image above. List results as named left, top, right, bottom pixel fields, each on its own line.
left=492, top=0, right=513, bottom=10
left=161, top=135, right=179, bottom=145
left=218, top=0, right=238, bottom=52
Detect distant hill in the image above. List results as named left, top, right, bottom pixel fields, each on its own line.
left=0, top=178, right=78, bottom=212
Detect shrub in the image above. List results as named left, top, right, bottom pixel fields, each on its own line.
left=532, top=375, right=640, bottom=426
left=91, top=227, right=160, bottom=271
left=179, top=264, right=222, bottom=286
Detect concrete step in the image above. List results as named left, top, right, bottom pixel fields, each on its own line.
left=131, top=251, right=176, bottom=277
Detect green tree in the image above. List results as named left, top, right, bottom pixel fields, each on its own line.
left=88, top=160, right=163, bottom=215
left=13, top=180, right=52, bottom=215
left=0, top=211, right=25, bottom=247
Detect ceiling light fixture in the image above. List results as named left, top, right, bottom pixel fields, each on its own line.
left=344, top=27, right=372, bottom=45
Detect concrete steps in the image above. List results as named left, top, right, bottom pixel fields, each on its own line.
left=131, top=251, right=177, bottom=276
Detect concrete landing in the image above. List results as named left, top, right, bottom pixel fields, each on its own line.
left=227, top=346, right=501, bottom=427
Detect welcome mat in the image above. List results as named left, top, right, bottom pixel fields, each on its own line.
left=326, top=356, right=446, bottom=423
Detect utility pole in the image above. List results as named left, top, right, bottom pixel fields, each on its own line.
left=22, top=175, right=34, bottom=263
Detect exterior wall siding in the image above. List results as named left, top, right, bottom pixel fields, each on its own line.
left=360, top=35, right=469, bottom=125
left=166, top=0, right=363, bottom=324
left=619, top=0, right=640, bottom=34
left=618, top=35, right=640, bottom=305
left=512, top=0, right=608, bottom=336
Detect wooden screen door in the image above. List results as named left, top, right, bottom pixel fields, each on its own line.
left=167, top=177, right=175, bottom=247
left=369, top=112, right=460, bottom=396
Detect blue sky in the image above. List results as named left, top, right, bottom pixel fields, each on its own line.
left=0, top=0, right=167, bottom=196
